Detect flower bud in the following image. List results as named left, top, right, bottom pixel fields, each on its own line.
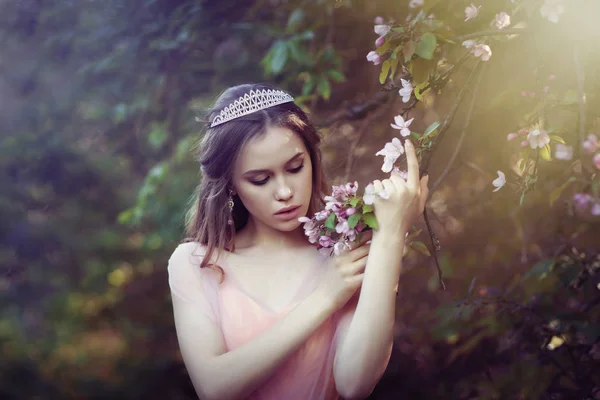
left=374, top=16, right=384, bottom=24
left=375, top=36, right=385, bottom=48
left=594, top=153, right=600, bottom=170
left=507, top=133, right=518, bottom=141
left=520, top=140, right=529, bottom=148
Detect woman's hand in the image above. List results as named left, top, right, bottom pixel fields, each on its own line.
left=314, top=230, right=373, bottom=312
left=371, top=139, right=429, bottom=237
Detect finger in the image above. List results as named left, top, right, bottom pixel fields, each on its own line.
left=346, top=272, right=364, bottom=289
left=381, top=178, right=394, bottom=195
left=404, top=139, right=420, bottom=190
left=372, top=179, right=383, bottom=193
left=344, top=258, right=367, bottom=275
left=349, top=243, right=370, bottom=262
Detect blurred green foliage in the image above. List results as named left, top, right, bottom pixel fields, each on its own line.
left=1, top=0, right=599, bottom=399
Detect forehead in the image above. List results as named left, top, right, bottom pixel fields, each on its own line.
left=235, top=126, right=307, bottom=171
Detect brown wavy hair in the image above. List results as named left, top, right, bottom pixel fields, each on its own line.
left=182, top=83, right=330, bottom=271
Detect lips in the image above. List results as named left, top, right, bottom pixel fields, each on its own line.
left=275, top=205, right=300, bottom=215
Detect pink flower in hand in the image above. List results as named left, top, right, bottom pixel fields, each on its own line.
left=319, top=235, right=333, bottom=248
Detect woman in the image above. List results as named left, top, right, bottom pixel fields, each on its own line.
left=167, top=83, right=429, bottom=400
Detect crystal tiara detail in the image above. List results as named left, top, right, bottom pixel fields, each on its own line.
left=209, top=89, right=295, bottom=128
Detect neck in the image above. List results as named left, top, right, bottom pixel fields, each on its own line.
left=235, top=218, right=310, bottom=254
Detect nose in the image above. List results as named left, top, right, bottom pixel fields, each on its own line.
left=275, top=182, right=293, bottom=201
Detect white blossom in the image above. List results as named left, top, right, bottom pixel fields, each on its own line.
left=540, top=0, right=564, bottom=23
left=398, top=79, right=413, bottom=103
left=492, top=170, right=506, bottom=192
left=465, top=3, right=481, bottom=21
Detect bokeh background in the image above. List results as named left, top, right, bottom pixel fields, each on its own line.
left=1, top=0, right=599, bottom=399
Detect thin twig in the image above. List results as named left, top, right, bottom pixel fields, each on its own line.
left=572, top=42, right=589, bottom=185
left=431, top=62, right=484, bottom=194
left=452, top=28, right=528, bottom=41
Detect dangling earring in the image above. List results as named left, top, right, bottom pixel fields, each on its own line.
left=227, top=189, right=235, bottom=225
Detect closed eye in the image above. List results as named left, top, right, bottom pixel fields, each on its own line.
left=250, top=164, right=304, bottom=186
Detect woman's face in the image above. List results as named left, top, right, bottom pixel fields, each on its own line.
left=231, top=125, right=313, bottom=232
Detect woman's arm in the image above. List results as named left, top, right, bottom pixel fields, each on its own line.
left=173, top=287, right=336, bottom=400
left=333, top=139, right=429, bottom=399
left=332, top=231, right=405, bottom=399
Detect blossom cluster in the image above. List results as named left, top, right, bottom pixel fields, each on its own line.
left=298, top=182, right=377, bottom=256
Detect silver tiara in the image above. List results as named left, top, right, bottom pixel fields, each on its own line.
left=209, top=89, right=295, bottom=128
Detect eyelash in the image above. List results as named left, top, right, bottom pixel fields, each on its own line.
left=251, top=164, right=304, bottom=186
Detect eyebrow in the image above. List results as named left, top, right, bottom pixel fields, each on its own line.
left=242, top=152, right=305, bottom=176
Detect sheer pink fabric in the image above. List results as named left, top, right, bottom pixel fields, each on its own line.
left=168, top=242, right=341, bottom=400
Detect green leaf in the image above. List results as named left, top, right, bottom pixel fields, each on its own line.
left=403, top=40, right=416, bottom=63
left=317, top=76, right=331, bottom=100
left=148, top=122, right=168, bottom=149
left=524, top=259, right=555, bottom=280
left=286, top=8, right=304, bottom=33
left=362, top=212, right=379, bottom=230
left=390, top=57, right=400, bottom=80
left=414, top=81, right=430, bottom=101
left=549, top=176, right=576, bottom=206
left=326, top=69, right=345, bottom=83
left=362, top=204, right=373, bottom=213
left=392, top=27, right=405, bottom=33
left=325, top=212, right=336, bottom=230
left=269, top=41, right=288, bottom=74
left=549, top=135, right=566, bottom=144
left=302, top=75, right=316, bottom=96
left=348, top=213, right=361, bottom=228
left=379, top=60, right=391, bottom=84
left=423, top=121, right=441, bottom=137
left=415, top=32, right=437, bottom=60
left=539, top=143, right=552, bottom=161
left=406, top=228, right=423, bottom=240
left=409, top=241, right=431, bottom=256
left=349, top=197, right=360, bottom=207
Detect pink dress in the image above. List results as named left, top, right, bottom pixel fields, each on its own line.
left=167, top=242, right=342, bottom=400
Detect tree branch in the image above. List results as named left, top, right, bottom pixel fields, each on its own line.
left=431, top=62, right=485, bottom=194
left=452, top=28, right=528, bottom=42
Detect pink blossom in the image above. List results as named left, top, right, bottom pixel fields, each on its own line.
left=376, top=137, right=405, bottom=173
left=390, top=115, right=414, bottom=137
left=520, top=140, right=529, bottom=148
left=345, top=207, right=357, bottom=216
left=592, top=203, right=600, bottom=216
left=518, top=128, right=528, bottom=135
left=345, top=229, right=357, bottom=242
left=334, top=240, right=351, bottom=255
left=374, top=24, right=391, bottom=37
left=540, top=0, right=564, bottom=23
left=582, top=134, right=598, bottom=153
left=594, top=153, right=600, bottom=170
left=315, top=210, right=330, bottom=221
left=521, top=90, right=528, bottom=97
left=543, top=86, right=550, bottom=93
left=507, top=133, right=519, bottom=141
left=374, top=16, right=385, bottom=25
left=573, top=193, right=592, bottom=212
left=492, top=170, right=506, bottom=192
left=375, top=36, right=385, bottom=48
left=335, top=219, right=350, bottom=234
left=554, top=144, right=573, bottom=160
left=465, top=3, right=481, bottom=21
left=319, top=235, right=333, bottom=248
left=344, top=181, right=359, bottom=196
left=494, top=12, right=511, bottom=29
left=462, top=40, right=476, bottom=49
left=366, top=51, right=382, bottom=65
left=399, top=79, right=413, bottom=103
left=527, top=129, right=550, bottom=149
